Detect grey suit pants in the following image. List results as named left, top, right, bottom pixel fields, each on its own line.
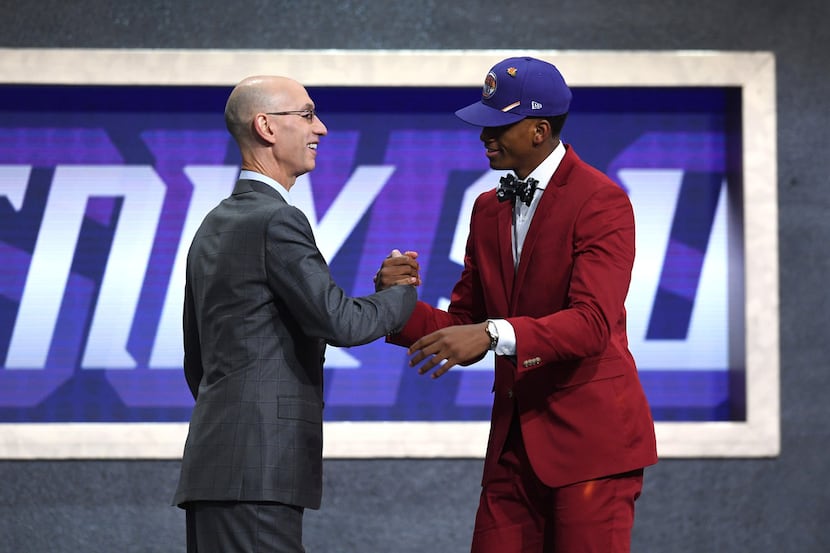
left=186, top=501, right=305, bottom=553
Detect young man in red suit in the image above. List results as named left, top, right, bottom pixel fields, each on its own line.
left=378, top=56, right=658, bottom=552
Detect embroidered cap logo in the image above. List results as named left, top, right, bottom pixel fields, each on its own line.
left=482, top=72, right=497, bottom=99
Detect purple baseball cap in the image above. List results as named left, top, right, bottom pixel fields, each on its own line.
left=455, top=56, right=572, bottom=127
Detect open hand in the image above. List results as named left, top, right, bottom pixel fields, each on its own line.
left=408, top=323, right=490, bottom=379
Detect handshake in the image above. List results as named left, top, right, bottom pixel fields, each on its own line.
left=373, top=248, right=489, bottom=380
left=373, top=249, right=421, bottom=292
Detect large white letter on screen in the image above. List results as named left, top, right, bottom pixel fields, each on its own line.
left=7, top=165, right=165, bottom=369
left=148, top=165, right=237, bottom=368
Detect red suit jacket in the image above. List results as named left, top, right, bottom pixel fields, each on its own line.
left=391, top=145, right=657, bottom=488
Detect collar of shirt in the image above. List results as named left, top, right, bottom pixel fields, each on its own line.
left=519, top=140, right=566, bottom=196
left=510, top=140, right=566, bottom=217
left=238, top=169, right=292, bottom=204
left=509, top=140, right=567, bottom=267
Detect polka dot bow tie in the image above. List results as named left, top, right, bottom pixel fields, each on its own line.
left=497, top=174, right=539, bottom=207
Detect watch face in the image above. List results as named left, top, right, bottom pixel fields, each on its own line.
left=487, top=321, right=498, bottom=350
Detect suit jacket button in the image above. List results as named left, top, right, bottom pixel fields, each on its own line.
left=507, top=388, right=514, bottom=399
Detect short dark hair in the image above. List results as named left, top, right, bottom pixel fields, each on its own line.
left=542, top=113, right=568, bottom=136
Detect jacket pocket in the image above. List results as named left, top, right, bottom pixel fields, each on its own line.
left=278, top=397, right=323, bottom=424
left=552, top=355, right=626, bottom=389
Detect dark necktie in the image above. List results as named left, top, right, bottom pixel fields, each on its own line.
left=497, top=174, right=539, bottom=207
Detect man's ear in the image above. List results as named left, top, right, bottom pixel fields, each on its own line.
left=253, top=113, right=276, bottom=144
left=532, top=119, right=554, bottom=145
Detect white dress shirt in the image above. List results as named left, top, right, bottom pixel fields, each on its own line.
left=491, top=141, right=566, bottom=356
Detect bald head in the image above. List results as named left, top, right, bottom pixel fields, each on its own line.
left=224, top=76, right=304, bottom=147
left=223, top=75, right=327, bottom=187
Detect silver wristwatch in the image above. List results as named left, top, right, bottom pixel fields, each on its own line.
left=485, top=319, right=499, bottom=351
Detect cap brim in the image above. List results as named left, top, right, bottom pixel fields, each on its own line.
left=454, top=101, right=526, bottom=127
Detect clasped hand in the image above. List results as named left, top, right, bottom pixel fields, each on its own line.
left=374, top=249, right=421, bottom=291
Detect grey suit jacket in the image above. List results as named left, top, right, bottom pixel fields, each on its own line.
left=173, top=179, right=416, bottom=509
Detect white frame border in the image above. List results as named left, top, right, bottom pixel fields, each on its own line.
left=0, top=48, right=778, bottom=459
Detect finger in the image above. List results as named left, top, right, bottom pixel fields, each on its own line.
left=402, top=250, right=419, bottom=259
left=429, top=359, right=455, bottom=379
left=408, top=339, right=423, bottom=356
left=387, top=249, right=403, bottom=258
left=389, top=255, right=418, bottom=268
left=413, top=330, right=447, bottom=358
left=408, top=334, right=437, bottom=356
left=408, top=348, right=428, bottom=365
left=431, top=359, right=454, bottom=379
left=409, top=342, right=439, bottom=370
left=417, top=354, right=444, bottom=375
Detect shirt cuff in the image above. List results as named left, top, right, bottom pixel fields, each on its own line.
left=490, top=318, right=516, bottom=356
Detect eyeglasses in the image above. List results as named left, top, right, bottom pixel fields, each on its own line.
left=265, top=109, right=317, bottom=122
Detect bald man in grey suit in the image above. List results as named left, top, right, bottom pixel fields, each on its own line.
left=173, top=75, right=420, bottom=552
